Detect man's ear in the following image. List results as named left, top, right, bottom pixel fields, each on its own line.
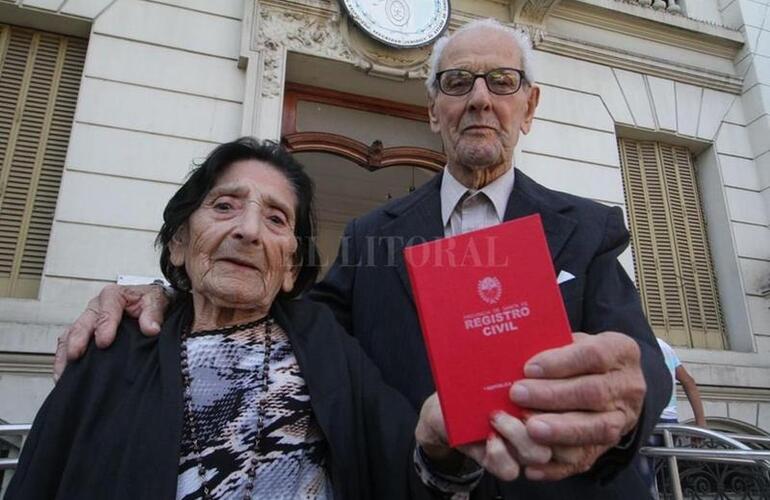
left=428, top=94, right=441, bottom=134
left=520, top=84, right=540, bottom=135
left=169, top=225, right=188, bottom=267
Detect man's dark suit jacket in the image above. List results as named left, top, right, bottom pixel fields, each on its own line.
left=310, top=169, right=671, bottom=500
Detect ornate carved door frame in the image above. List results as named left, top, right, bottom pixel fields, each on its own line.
left=281, top=82, right=445, bottom=173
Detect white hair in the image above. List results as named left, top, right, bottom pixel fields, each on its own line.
left=425, top=18, right=536, bottom=97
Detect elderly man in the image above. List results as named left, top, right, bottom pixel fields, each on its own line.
left=57, top=18, right=669, bottom=499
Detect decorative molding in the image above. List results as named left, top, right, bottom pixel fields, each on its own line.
left=553, top=1, right=742, bottom=59
left=0, top=353, right=53, bottom=375
left=538, top=33, right=743, bottom=94
left=254, top=5, right=357, bottom=98
left=254, top=1, right=431, bottom=85
left=694, top=386, right=770, bottom=404
left=340, top=19, right=432, bottom=80
left=511, top=0, right=564, bottom=26
left=259, top=48, right=284, bottom=99
left=248, top=0, right=743, bottom=95
left=282, top=132, right=445, bottom=172
left=572, top=0, right=738, bottom=33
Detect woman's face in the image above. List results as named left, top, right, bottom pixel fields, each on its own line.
left=169, top=159, right=299, bottom=310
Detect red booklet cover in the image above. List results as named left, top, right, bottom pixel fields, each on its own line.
left=404, top=214, right=573, bottom=446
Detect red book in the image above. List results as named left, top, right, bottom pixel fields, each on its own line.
left=403, top=214, right=573, bottom=446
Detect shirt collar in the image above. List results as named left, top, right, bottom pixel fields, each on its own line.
left=440, top=163, right=516, bottom=226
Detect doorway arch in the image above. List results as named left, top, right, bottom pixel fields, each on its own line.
left=282, top=131, right=444, bottom=172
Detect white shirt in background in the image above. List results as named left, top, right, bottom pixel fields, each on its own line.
left=656, top=338, right=682, bottom=421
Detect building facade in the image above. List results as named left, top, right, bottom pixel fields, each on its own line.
left=0, top=0, right=768, bottom=436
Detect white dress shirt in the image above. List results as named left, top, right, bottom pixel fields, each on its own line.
left=440, top=164, right=516, bottom=237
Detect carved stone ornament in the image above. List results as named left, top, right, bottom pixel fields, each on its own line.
left=511, top=0, right=563, bottom=26
left=340, top=18, right=432, bottom=80
left=255, top=5, right=361, bottom=97
left=254, top=2, right=432, bottom=89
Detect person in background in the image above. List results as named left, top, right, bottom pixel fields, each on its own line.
left=656, top=337, right=707, bottom=428
left=638, top=337, right=707, bottom=498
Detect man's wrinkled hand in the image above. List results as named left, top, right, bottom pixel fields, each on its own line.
left=416, top=393, right=551, bottom=481
left=53, top=284, right=170, bottom=381
left=510, top=331, right=646, bottom=481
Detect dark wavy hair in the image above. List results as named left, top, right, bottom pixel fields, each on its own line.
left=156, top=137, right=319, bottom=299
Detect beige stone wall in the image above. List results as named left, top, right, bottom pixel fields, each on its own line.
left=0, top=0, right=768, bottom=431
left=0, top=0, right=245, bottom=421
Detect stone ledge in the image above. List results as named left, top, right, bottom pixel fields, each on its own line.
left=694, top=385, right=770, bottom=403
left=569, top=0, right=742, bottom=38
left=538, top=33, right=743, bottom=94
left=678, top=347, right=770, bottom=367
left=0, top=353, right=53, bottom=375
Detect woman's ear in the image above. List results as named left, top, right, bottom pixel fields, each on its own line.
left=169, top=225, right=188, bottom=267
left=281, top=260, right=299, bottom=294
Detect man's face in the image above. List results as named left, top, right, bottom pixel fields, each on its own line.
left=428, top=28, right=540, bottom=186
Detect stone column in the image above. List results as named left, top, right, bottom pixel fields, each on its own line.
left=240, top=1, right=287, bottom=141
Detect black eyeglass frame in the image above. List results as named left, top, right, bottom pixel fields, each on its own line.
left=434, top=67, right=528, bottom=96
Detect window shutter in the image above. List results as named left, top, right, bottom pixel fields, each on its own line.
left=662, top=144, right=725, bottom=349
left=0, top=25, right=87, bottom=298
left=619, top=138, right=725, bottom=349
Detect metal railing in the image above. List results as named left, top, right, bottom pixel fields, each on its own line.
left=640, top=423, right=770, bottom=500
left=2, top=422, right=770, bottom=498
left=0, top=424, right=30, bottom=496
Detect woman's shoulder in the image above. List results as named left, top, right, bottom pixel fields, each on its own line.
left=275, top=296, right=339, bottom=332
left=60, top=315, right=161, bottom=387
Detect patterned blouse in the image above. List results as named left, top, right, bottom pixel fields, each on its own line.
left=176, top=320, right=333, bottom=499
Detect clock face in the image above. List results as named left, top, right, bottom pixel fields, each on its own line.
left=341, top=0, right=450, bottom=48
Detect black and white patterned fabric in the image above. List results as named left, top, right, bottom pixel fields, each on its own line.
left=176, top=321, right=333, bottom=499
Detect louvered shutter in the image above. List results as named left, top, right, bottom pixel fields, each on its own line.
left=0, top=24, right=86, bottom=298
left=619, top=138, right=726, bottom=349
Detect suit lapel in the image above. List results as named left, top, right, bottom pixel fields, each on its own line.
left=506, top=170, right=577, bottom=264
left=380, top=170, right=578, bottom=302
left=381, top=174, right=445, bottom=302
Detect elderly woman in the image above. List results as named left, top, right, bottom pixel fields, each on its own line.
left=6, top=138, right=485, bottom=499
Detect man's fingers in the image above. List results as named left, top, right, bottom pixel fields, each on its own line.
left=136, top=286, right=168, bottom=336
left=94, top=285, right=129, bottom=348
left=511, top=373, right=621, bottom=412
left=526, top=443, right=606, bottom=481
left=525, top=410, right=627, bottom=447
left=551, top=445, right=593, bottom=465
left=490, top=412, right=551, bottom=465
left=525, top=460, right=588, bottom=482
left=67, top=299, right=99, bottom=360
left=461, top=434, right=522, bottom=481
left=524, top=332, right=639, bottom=379
left=415, top=393, right=453, bottom=460
left=481, top=434, right=520, bottom=481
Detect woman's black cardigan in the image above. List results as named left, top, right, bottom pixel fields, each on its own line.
left=6, top=297, right=431, bottom=500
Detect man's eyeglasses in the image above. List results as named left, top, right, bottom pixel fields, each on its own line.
left=435, top=68, right=527, bottom=96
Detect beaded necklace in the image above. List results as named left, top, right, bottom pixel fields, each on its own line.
left=180, top=316, right=273, bottom=500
